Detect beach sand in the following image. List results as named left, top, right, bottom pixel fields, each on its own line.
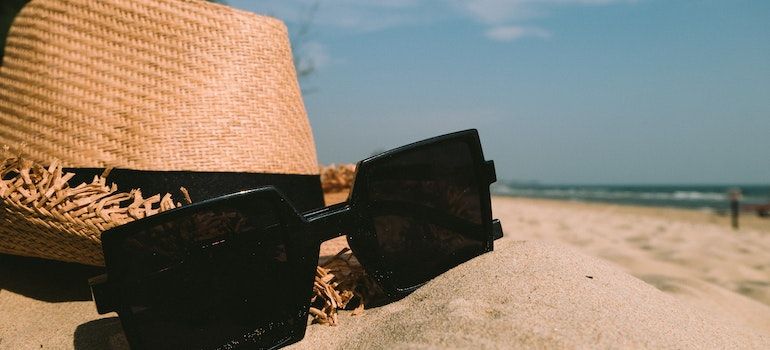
left=492, top=197, right=770, bottom=333
left=297, top=196, right=770, bottom=348
left=2, top=196, right=769, bottom=348
left=293, top=240, right=769, bottom=349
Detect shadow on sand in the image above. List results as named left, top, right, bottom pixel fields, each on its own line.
left=0, top=253, right=103, bottom=302
left=74, top=317, right=129, bottom=350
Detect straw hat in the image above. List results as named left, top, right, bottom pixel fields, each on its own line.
left=0, top=0, right=324, bottom=266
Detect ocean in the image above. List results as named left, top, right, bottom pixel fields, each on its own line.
left=491, top=183, right=770, bottom=211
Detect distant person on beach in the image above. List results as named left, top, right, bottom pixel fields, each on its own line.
left=728, top=189, right=742, bottom=229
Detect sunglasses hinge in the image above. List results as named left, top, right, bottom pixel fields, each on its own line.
left=484, top=160, right=497, bottom=184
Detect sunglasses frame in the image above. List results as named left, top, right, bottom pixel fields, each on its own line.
left=311, top=129, right=498, bottom=296
left=90, top=129, right=501, bottom=349
left=95, top=187, right=319, bottom=349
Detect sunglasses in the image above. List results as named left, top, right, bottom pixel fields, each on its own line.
left=89, top=129, right=503, bottom=349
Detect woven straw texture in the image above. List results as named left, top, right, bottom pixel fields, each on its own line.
left=0, top=156, right=183, bottom=265
left=0, top=0, right=318, bottom=175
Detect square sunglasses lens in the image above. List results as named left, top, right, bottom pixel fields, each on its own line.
left=105, top=198, right=315, bottom=349
left=364, top=137, right=488, bottom=290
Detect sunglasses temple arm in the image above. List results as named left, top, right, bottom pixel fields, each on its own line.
left=485, top=159, right=503, bottom=240
left=89, top=274, right=117, bottom=314
left=492, top=219, right=503, bottom=240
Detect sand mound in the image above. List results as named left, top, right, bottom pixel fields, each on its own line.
left=291, top=239, right=769, bottom=349
left=494, top=197, right=770, bottom=333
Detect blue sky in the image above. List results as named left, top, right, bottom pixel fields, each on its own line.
left=230, top=0, right=770, bottom=185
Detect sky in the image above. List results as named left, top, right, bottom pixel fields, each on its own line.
left=229, top=0, right=770, bottom=185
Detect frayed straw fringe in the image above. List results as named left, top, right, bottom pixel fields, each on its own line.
left=311, top=248, right=382, bottom=325
left=0, top=156, right=375, bottom=324
left=0, top=156, right=184, bottom=265
left=314, top=164, right=382, bottom=324
left=320, top=164, right=356, bottom=193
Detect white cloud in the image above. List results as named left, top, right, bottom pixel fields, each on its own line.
left=452, top=0, right=533, bottom=24
left=454, top=0, right=635, bottom=24
left=232, top=0, right=635, bottom=42
left=485, top=25, right=551, bottom=41
left=295, top=41, right=331, bottom=72
left=233, top=0, right=441, bottom=32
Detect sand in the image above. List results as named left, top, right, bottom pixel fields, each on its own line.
left=2, top=196, right=769, bottom=348
left=292, top=240, right=769, bottom=349
left=493, top=197, right=770, bottom=333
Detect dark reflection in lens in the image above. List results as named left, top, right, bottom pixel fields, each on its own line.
left=366, top=139, right=485, bottom=289
left=108, top=200, right=309, bottom=349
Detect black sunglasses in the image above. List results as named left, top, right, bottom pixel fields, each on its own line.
left=89, top=129, right=503, bottom=349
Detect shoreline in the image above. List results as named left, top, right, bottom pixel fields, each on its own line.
left=494, top=195, right=770, bottom=232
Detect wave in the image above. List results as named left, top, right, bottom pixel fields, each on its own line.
left=491, top=183, right=770, bottom=210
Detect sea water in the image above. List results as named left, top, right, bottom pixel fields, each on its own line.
left=491, top=183, right=770, bottom=211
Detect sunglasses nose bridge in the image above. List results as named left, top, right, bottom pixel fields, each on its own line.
left=306, top=203, right=358, bottom=242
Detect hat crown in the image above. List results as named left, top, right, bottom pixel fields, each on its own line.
left=0, top=0, right=318, bottom=175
